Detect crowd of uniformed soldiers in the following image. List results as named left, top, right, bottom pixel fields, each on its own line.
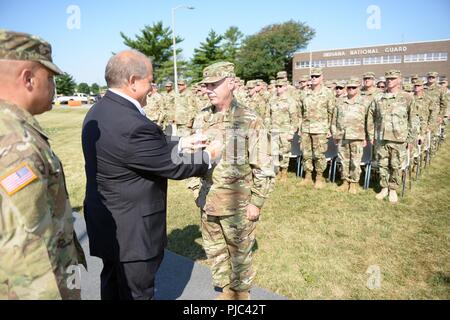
left=144, top=68, right=449, bottom=204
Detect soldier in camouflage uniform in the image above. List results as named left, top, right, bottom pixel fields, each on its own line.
left=333, top=77, right=371, bottom=194
left=376, top=78, right=386, bottom=92
left=425, top=72, right=448, bottom=151
left=174, top=79, right=198, bottom=137
left=335, top=80, right=347, bottom=101
left=266, top=79, right=300, bottom=182
left=161, top=81, right=176, bottom=132
left=191, top=62, right=274, bottom=300
left=143, top=83, right=166, bottom=128
left=368, top=70, right=415, bottom=204
left=0, top=30, right=86, bottom=299
left=195, top=82, right=211, bottom=112
left=403, top=83, right=414, bottom=96
left=361, top=72, right=380, bottom=101
left=298, top=68, right=336, bottom=189
left=411, top=79, right=434, bottom=172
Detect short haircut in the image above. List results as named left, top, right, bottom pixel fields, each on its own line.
left=105, top=50, right=151, bottom=88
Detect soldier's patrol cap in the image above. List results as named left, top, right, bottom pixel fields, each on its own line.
left=336, top=80, right=347, bottom=88
left=403, top=83, right=413, bottom=92
left=255, top=79, right=265, bottom=86
left=413, top=79, right=425, bottom=86
left=0, top=29, right=64, bottom=75
left=410, top=74, right=419, bottom=80
left=276, top=79, right=289, bottom=86
left=276, top=71, right=288, bottom=79
left=202, top=61, right=235, bottom=84
left=376, top=77, right=386, bottom=84
left=270, top=79, right=277, bottom=84
left=165, top=81, right=173, bottom=86
left=177, top=79, right=187, bottom=85
left=363, top=72, right=376, bottom=79
left=346, top=77, right=360, bottom=88
left=299, top=75, right=309, bottom=82
left=427, top=71, right=439, bottom=78
left=385, top=70, right=402, bottom=79
left=439, top=76, right=448, bottom=83
left=246, top=80, right=256, bottom=89
left=310, top=68, right=323, bottom=76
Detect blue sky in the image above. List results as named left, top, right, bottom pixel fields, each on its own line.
left=1, top=0, right=449, bottom=85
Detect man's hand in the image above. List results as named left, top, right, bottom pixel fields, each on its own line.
left=326, top=132, right=332, bottom=139
left=334, top=139, right=340, bottom=146
left=205, top=140, right=224, bottom=162
left=363, top=140, right=367, bottom=148
left=246, top=204, right=261, bottom=221
left=180, top=133, right=208, bottom=150
left=287, top=134, right=294, bottom=142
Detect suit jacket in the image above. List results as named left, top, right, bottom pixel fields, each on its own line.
left=82, top=90, right=209, bottom=262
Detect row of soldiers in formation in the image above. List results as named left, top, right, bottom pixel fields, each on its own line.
left=143, top=68, right=449, bottom=203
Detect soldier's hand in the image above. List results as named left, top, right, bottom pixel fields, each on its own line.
left=246, top=204, right=261, bottom=221
left=326, top=132, right=332, bottom=139
left=205, top=140, right=224, bottom=162
left=334, top=139, right=340, bottom=146
left=287, top=134, right=293, bottom=142
left=363, top=140, right=367, bottom=148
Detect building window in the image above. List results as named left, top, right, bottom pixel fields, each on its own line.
left=404, top=52, right=448, bottom=63
left=363, top=55, right=402, bottom=65
left=296, top=60, right=326, bottom=69
left=326, top=58, right=361, bottom=67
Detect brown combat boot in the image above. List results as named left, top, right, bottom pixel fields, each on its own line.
left=348, top=183, right=359, bottom=194
left=336, top=181, right=349, bottom=192
left=375, top=188, right=389, bottom=200
left=299, top=172, right=313, bottom=186
left=235, top=291, right=251, bottom=300
left=314, top=174, right=326, bottom=189
left=215, top=285, right=236, bottom=300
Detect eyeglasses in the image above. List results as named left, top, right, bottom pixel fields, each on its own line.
left=377, top=85, right=386, bottom=88
left=335, top=87, right=344, bottom=90
left=275, top=85, right=283, bottom=88
left=311, top=75, right=321, bottom=79
left=347, top=87, right=357, bottom=90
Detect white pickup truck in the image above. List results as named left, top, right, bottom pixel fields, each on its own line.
left=55, top=93, right=90, bottom=104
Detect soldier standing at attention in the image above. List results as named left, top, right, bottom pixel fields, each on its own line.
left=266, top=79, right=299, bottom=182
left=361, top=72, right=379, bottom=101
left=298, top=68, right=336, bottom=189
left=174, top=79, right=197, bottom=137
left=143, top=83, right=166, bottom=128
left=334, top=77, right=371, bottom=194
left=368, top=70, right=415, bottom=204
left=192, top=62, right=274, bottom=300
left=0, top=30, right=86, bottom=299
left=425, top=72, right=448, bottom=149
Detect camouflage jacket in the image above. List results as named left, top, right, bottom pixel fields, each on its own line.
left=334, top=95, right=371, bottom=141
left=412, top=94, right=435, bottom=136
left=425, top=83, right=449, bottom=117
left=174, top=90, right=197, bottom=126
left=361, top=87, right=381, bottom=101
left=368, top=91, right=415, bottom=143
left=299, top=85, right=336, bottom=134
left=246, top=93, right=268, bottom=119
left=0, top=101, right=86, bottom=299
left=192, top=99, right=275, bottom=216
left=161, top=91, right=176, bottom=124
left=143, top=92, right=166, bottom=127
left=266, top=93, right=299, bottom=135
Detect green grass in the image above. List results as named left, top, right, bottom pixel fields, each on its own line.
left=37, top=108, right=450, bottom=299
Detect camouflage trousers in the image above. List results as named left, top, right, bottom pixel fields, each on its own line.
left=338, top=140, right=364, bottom=183
left=301, top=134, right=328, bottom=174
left=201, top=210, right=257, bottom=292
left=376, top=141, right=408, bottom=191
left=271, top=132, right=291, bottom=169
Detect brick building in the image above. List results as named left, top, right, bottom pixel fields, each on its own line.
left=293, top=40, right=450, bottom=83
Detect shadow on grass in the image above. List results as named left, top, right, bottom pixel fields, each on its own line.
left=168, top=225, right=206, bottom=261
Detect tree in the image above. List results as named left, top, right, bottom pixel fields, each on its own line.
left=55, top=73, right=76, bottom=96
left=77, top=82, right=90, bottom=94
left=90, top=83, right=100, bottom=95
left=120, top=21, right=186, bottom=83
left=236, top=20, right=315, bottom=82
left=222, top=26, right=244, bottom=63
left=188, top=30, right=225, bottom=83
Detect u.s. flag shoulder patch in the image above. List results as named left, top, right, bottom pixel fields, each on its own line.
left=0, top=163, right=38, bottom=196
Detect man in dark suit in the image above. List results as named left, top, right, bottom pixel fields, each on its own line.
left=81, top=50, right=222, bottom=300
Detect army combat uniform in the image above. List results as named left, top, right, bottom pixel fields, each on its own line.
left=143, top=91, right=166, bottom=128
left=0, top=101, right=86, bottom=299
left=174, top=88, right=197, bottom=137
left=192, top=62, right=274, bottom=295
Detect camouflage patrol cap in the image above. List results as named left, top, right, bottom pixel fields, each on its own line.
left=255, top=79, right=264, bottom=86
left=346, top=77, right=360, bottom=87
left=270, top=79, right=277, bottom=85
left=311, top=68, right=323, bottom=76
left=165, top=81, right=173, bottom=86
left=410, top=74, right=419, bottom=80
left=276, top=71, right=288, bottom=79
left=276, top=79, right=289, bottom=86
left=0, top=29, right=63, bottom=75
left=427, top=71, right=439, bottom=78
left=299, top=75, right=309, bottom=82
left=363, top=72, right=375, bottom=79
left=376, top=77, right=386, bottom=84
left=440, top=76, right=448, bottom=83
left=202, top=61, right=235, bottom=84
left=403, top=83, right=413, bottom=92
left=385, top=70, right=402, bottom=79
left=413, top=79, right=424, bottom=86
left=177, top=79, right=187, bottom=85
left=246, top=80, right=256, bottom=89
left=335, top=80, right=347, bottom=88
left=325, top=80, right=333, bottom=88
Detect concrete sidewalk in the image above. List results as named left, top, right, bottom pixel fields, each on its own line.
left=73, top=212, right=287, bottom=300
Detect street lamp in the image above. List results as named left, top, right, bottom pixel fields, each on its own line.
left=172, top=5, right=195, bottom=94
